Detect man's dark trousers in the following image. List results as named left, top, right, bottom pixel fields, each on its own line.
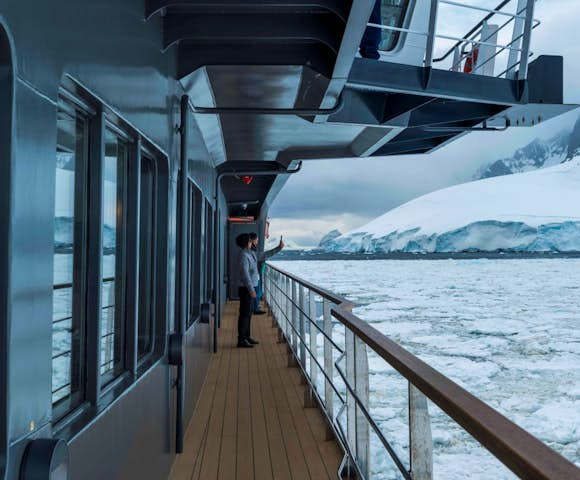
left=359, top=0, right=381, bottom=59
left=238, top=287, right=253, bottom=342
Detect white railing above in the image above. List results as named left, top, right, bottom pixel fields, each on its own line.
left=370, top=0, right=539, bottom=81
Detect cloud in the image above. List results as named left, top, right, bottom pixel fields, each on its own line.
left=267, top=214, right=370, bottom=247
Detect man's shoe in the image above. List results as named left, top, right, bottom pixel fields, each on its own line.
left=254, top=309, right=266, bottom=315
left=237, top=339, right=254, bottom=348
left=247, top=338, right=260, bottom=345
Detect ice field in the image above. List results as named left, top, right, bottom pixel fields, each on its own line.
left=272, top=259, right=580, bottom=479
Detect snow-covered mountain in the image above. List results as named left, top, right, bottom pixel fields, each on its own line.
left=475, top=115, right=580, bottom=180
left=318, top=229, right=342, bottom=249
left=265, top=237, right=306, bottom=251
left=324, top=158, right=580, bottom=253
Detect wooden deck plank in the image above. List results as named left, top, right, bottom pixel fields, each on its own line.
left=198, top=320, right=235, bottom=479
left=259, top=320, right=313, bottom=480
left=253, top=319, right=292, bottom=480
left=264, top=323, right=334, bottom=480
left=279, top=355, right=344, bottom=479
left=247, top=335, right=274, bottom=480
left=170, top=302, right=343, bottom=480
left=236, top=350, right=254, bottom=479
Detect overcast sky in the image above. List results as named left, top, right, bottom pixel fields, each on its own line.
left=268, top=0, right=580, bottom=246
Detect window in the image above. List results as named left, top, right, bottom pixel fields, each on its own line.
left=138, top=154, right=157, bottom=358
left=52, top=99, right=89, bottom=417
left=100, top=128, right=128, bottom=382
left=380, top=0, right=411, bottom=51
left=187, top=182, right=202, bottom=327
left=52, top=83, right=168, bottom=423
left=205, top=200, right=214, bottom=302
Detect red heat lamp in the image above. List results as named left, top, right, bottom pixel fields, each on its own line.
left=240, top=175, right=253, bottom=185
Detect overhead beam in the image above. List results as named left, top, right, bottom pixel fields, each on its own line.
left=407, top=101, right=506, bottom=127
left=163, top=12, right=344, bottom=52
left=347, top=58, right=525, bottom=106
left=145, top=0, right=350, bottom=21
left=372, top=135, right=455, bottom=156
left=177, top=41, right=336, bottom=79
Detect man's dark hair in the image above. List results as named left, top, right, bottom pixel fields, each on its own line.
left=236, top=233, right=251, bottom=248
left=249, top=232, right=258, bottom=241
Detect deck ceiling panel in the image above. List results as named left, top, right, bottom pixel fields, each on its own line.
left=163, top=11, right=345, bottom=52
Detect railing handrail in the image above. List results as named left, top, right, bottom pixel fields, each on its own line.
left=266, top=263, right=580, bottom=480
left=267, top=263, right=353, bottom=309
left=433, top=0, right=517, bottom=62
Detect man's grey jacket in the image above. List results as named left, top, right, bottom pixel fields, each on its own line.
left=238, top=246, right=282, bottom=295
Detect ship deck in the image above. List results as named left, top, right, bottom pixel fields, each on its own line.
left=169, top=302, right=343, bottom=480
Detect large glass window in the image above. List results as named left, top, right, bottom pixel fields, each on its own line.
left=100, top=129, right=128, bottom=381
left=205, top=200, right=214, bottom=302
left=52, top=101, right=88, bottom=417
left=187, top=182, right=202, bottom=327
left=380, top=0, right=411, bottom=51
left=138, top=155, right=157, bottom=358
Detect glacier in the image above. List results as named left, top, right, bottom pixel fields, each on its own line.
left=325, top=158, right=580, bottom=253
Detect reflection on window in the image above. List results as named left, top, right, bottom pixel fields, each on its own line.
left=101, top=129, right=127, bottom=381
left=380, top=0, right=411, bottom=51
left=52, top=103, right=88, bottom=416
left=187, top=183, right=202, bottom=327
left=205, top=201, right=213, bottom=301
left=138, top=155, right=156, bottom=358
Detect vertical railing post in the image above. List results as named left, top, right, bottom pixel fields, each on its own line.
left=291, top=280, right=298, bottom=352
left=264, top=267, right=270, bottom=314
left=506, top=0, right=527, bottom=79
left=298, top=285, right=306, bottom=368
left=304, top=290, right=318, bottom=408
left=409, top=384, right=434, bottom=480
left=323, top=299, right=334, bottom=422
left=424, top=0, right=439, bottom=70
left=451, top=45, right=461, bottom=72
left=271, top=270, right=278, bottom=327
left=517, top=0, right=535, bottom=84
left=354, top=337, right=370, bottom=478
left=345, top=328, right=356, bottom=465
left=286, top=276, right=292, bottom=341
left=309, top=290, right=318, bottom=387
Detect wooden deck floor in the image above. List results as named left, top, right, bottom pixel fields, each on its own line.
left=169, top=302, right=344, bottom=480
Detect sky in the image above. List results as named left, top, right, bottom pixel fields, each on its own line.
left=268, top=0, right=580, bottom=247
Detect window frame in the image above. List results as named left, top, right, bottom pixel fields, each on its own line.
left=204, top=199, right=214, bottom=302
left=186, top=180, right=203, bottom=328
left=52, top=97, right=91, bottom=422
left=99, top=126, right=130, bottom=386
left=137, top=152, right=159, bottom=361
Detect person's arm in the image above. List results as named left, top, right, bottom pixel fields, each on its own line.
left=256, top=244, right=282, bottom=262
left=240, top=253, right=256, bottom=295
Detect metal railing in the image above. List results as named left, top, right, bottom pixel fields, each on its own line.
left=369, top=0, right=538, bottom=81
left=263, top=263, right=580, bottom=479
left=52, top=276, right=116, bottom=401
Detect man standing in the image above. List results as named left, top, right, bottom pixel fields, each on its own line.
left=237, top=233, right=284, bottom=348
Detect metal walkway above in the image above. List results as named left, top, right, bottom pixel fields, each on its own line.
left=169, top=302, right=343, bottom=480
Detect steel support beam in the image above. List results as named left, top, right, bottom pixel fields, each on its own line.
left=347, top=58, right=525, bottom=106
left=145, top=0, right=350, bottom=21
left=164, top=12, right=343, bottom=52
left=177, top=42, right=336, bottom=80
